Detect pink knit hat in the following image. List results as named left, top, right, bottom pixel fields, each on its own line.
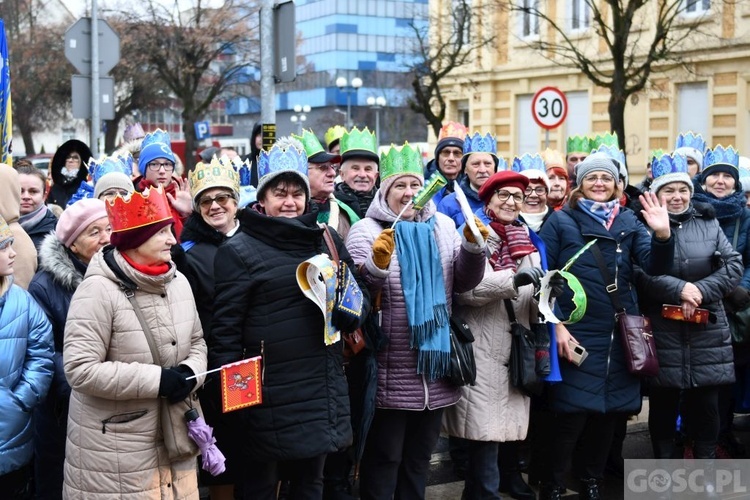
left=56, top=198, right=109, bottom=247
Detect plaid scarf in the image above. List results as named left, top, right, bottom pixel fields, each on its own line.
left=486, top=209, right=536, bottom=271
left=578, top=198, right=620, bottom=229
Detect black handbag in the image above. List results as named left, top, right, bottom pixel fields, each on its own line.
left=505, top=299, right=545, bottom=397
left=448, top=314, right=477, bottom=386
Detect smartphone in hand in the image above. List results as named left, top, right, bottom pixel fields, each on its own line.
left=567, top=339, right=588, bottom=366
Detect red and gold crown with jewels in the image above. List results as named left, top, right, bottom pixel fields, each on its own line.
left=106, top=185, right=173, bottom=233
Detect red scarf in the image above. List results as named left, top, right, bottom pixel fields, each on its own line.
left=486, top=209, right=536, bottom=271
left=137, top=178, right=184, bottom=241
left=122, top=252, right=170, bottom=276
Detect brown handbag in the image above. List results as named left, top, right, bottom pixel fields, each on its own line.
left=590, top=243, right=659, bottom=377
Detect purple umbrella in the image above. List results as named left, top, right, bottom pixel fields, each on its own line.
left=185, top=408, right=226, bottom=476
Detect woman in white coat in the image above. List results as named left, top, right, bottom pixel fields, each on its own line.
left=443, top=171, right=562, bottom=499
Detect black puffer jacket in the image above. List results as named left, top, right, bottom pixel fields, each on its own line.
left=635, top=202, right=742, bottom=389
left=171, top=212, right=232, bottom=345
left=47, top=140, right=92, bottom=208
left=210, top=208, right=368, bottom=461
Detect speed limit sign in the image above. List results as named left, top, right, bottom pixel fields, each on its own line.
left=531, top=87, right=568, bottom=130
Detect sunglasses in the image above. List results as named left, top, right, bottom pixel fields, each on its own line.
left=199, top=193, right=234, bottom=208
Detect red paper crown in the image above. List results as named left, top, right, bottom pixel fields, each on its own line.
left=106, top=185, right=173, bottom=233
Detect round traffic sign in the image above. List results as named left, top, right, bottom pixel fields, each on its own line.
left=531, top=87, right=568, bottom=130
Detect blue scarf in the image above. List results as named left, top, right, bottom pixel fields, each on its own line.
left=395, top=217, right=450, bottom=380
left=692, top=184, right=744, bottom=224
left=578, top=198, right=620, bottom=229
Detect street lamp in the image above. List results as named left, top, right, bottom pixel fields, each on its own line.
left=290, top=104, right=311, bottom=134
left=336, top=76, right=362, bottom=128
left=366, top=96, right=387, bottom=147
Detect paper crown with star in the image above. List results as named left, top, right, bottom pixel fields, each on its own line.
left=649, top=153, right=692, bottom=195
left=438, top=121, right=469, bottom=142
left=89, top=152, right=134, bottom=184
left=380, top=142, right=424, bottom=182
left=123, top=122, right=146, bottom=143
left=511, top=153, right=546, bottom=173
left=463, top=132, right=498, bottom=157
left=324, top=125, right=347, bottom=150
left=566, top=135, right=591, bottom=154
left=106, top=185, right=173, bottom=233
left=256, top=142, right=310, bottom=197
left=340, top=127, right=379, bottom=162
left=189, top=156, right=241, bottom=202
left=0, top=214, right=13, bottom=249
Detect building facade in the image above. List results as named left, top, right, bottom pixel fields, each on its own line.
left=433, top=0, right=750, bottom=181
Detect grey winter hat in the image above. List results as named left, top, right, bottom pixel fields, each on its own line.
left=94, top=172, right=135, bottom=200
left=575, top=152, right=620, bottom=186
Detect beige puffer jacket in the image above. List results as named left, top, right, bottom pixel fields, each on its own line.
left=63, top=247, right=206, bottom=499
left=443, top=225, right=539, bottom=443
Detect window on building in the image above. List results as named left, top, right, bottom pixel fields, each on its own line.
left=682, top=0, right=710, bottom=15
left=453, top=0, right=471, bottom=46
left=516, top=94, right=538, bottom=154
left=570, top=0, right=590, bottom=31
left=520, top=0, right=540, bottom=38
left=565, top=91, right=590, bottom=140
left=677, top=82, right=708, bottom=138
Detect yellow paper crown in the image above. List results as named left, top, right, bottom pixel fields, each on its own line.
left=541, top=148, right=565, bottom=169
left=325, top=125, right=347, bottom=150
left=188, top=156, right=241, bottom=202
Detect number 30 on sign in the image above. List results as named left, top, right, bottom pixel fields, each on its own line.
left=531, top=87, right=568, bottom=130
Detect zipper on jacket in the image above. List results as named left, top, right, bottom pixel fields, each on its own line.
left=101, top=409, right=148, bottom=434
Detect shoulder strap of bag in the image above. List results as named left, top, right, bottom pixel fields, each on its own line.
left=503, top=298, right=518, bottom=324
left=589, top=243, right=625, bottom=314
left=122, top=286, right=162, bottom=366
left=320, top=224, right=340, bottom=266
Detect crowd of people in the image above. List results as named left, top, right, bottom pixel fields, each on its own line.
left=1, top=121, right=749, bottom=500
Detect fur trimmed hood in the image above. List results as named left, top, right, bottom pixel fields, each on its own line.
left=37, top=233, right=86, bottom=291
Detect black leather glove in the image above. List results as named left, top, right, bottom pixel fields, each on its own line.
left=159, top=365, right=196, bottom=404
left=549, top=273, right=567, bottom=298
left=725, top=286, right=750, bottom=313
left=513, top=267, right=544, bottom=291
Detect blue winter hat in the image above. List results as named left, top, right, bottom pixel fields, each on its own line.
left=138, top=129, right=176, bottom=174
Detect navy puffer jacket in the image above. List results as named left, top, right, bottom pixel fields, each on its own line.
left=539, top=206, right=674, bottom=413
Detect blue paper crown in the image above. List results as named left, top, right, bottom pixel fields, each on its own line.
left=463, top=132, right=497, bottom=156
left=511, top=153, right=545, bottom=173
left=90, top=152, right=134, bottom=184
left=258, top=144, right=308, bottom=180
left=591, top=144, right=626, bottom=168
left=141, top=128, right=172, bottom=150
left=67, top=181, right=95, bottom=206
left=704, top=145, right=739, bottom=169
left=675, top=131, right=706, bottom=153
left=651, top=153, right=689, bottom=179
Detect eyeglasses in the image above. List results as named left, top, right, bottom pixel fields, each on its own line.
left=524, top=186, right=547, bottom=196
left=199, top=193, right=234, bottom=208
left=146, top=162, right=175, bottom=172
left=99, top=188, right=131, bottom=200
left=494, top=190, right=524, bottom=204
left=582, top=174, right=615, bottom=184
left=66, top=155, right=80, bottom=161
left=309, top=163, right=339, bottom=174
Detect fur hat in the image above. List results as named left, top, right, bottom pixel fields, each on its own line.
left=56, top=198, right=109, bottom=247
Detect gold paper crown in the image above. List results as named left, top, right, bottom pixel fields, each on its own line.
left=188, top=156, right=241, bottom=201
left=106, top=185, right=173, bottom=233
left=325, top=125, right=347, bottom=150
left=541, top=148, right=565, bottom=169
left=438, top=121, right=469, bottom=141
